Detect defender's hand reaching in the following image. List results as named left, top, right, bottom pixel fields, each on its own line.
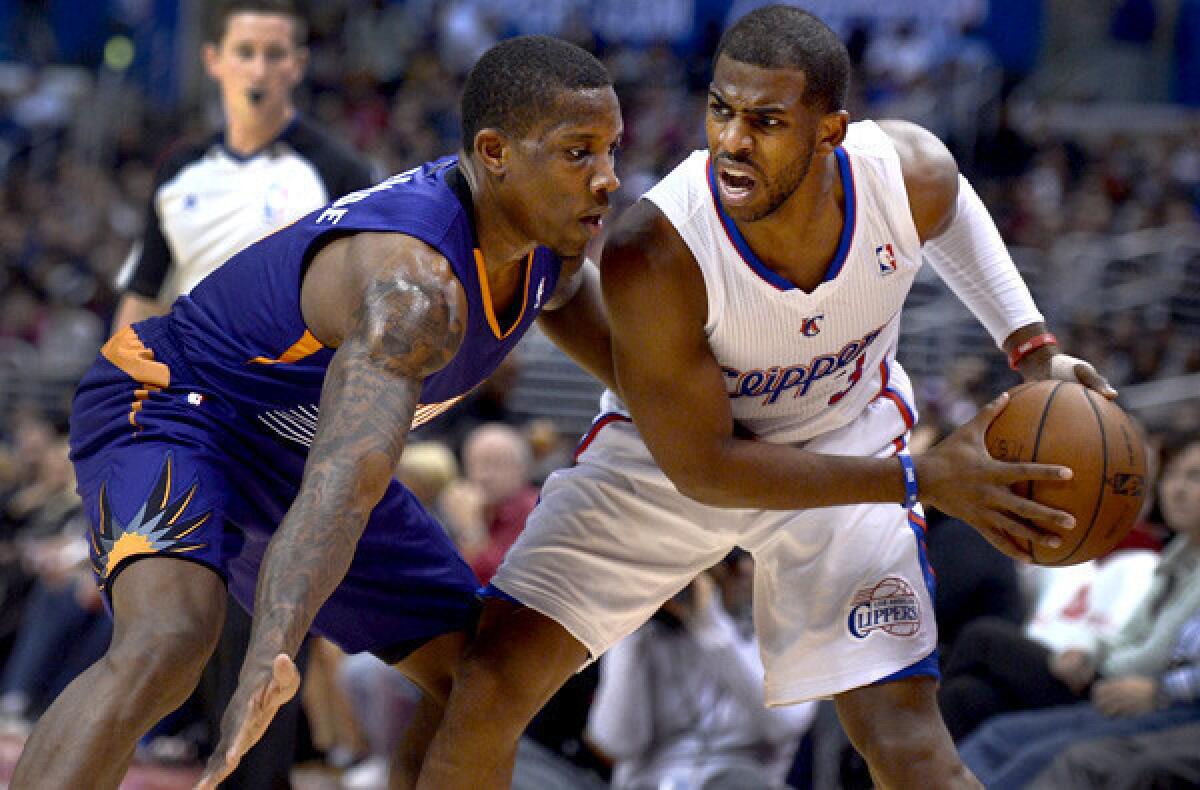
left=194, top=653, right=300, bottom=790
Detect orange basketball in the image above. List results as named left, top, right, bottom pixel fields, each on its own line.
left=984, top=380, right=1147, bottom=566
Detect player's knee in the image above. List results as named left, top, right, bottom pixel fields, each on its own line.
left=106, top=610, right=221, bottom=702
left=451, top=651, right=541, bottom=724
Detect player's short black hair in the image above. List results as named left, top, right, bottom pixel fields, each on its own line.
left=716, top=5, right=850, bottom=112
left=460, top=35, right=612, bottom=152
left=207, top=0, right=307, bottom=46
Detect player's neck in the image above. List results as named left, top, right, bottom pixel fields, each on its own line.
left=224, top=105, right=296, bottom=157
left=737, top=151, right=846, bottom=289
left=459, top=156, right=537, bottom=273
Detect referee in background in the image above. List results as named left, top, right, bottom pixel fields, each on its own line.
left=111, top=2, right=375, bottom=787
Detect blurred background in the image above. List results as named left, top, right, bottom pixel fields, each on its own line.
left=0, top=1, right=1197, bottom=788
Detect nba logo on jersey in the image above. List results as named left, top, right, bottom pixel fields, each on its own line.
left=847, top=576, right=921, bottom=638
left=875, top=243, right=897, bottom=275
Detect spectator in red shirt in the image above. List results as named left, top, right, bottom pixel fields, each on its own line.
left=440, top=423, right=539, bottom=584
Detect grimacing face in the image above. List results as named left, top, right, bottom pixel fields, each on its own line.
left=706, top=56, right=825, bottom=223
left=204, top=12, right=305, bottom=123
left=500, top=86, right=623, bottom=258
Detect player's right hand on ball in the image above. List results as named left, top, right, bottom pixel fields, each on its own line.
left=915, top=392, right=1075, bottom=560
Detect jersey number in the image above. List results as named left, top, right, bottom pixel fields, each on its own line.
left=828, top=354, right=866, bottom=405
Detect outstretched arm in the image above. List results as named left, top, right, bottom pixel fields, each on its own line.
left=196, top=231, right=466, bottom=788
left=881, top=119, right=1115, bottom=397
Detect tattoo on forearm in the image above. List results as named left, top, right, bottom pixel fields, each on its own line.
left=249, top=269, right=464, bottom=660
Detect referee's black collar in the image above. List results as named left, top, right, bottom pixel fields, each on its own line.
left=217, top=115, right=302, bottom=163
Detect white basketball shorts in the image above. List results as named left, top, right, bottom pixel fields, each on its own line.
left=490, top=393, right=938, bottom=705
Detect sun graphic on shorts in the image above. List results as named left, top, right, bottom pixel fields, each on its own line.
left=91, top=454, right=212, bottom=579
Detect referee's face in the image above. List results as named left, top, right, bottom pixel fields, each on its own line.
left=204, top=12, right=307, bottom=125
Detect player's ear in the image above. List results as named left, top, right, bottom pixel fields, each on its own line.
left=815, top=110, right=848, bottom=154
left=290, top=45, right=310, bottom=80
left=474, top=129, right=509, bottom=177
left=202, top=42, right=221, bottom=80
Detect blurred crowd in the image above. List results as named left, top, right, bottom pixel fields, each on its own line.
left=1, top=1, right=1200, bottom=788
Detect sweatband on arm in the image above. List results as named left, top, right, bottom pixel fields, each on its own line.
left=921, top=175, right=1044, bottom=347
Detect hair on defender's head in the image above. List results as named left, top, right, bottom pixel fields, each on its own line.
left=460, top=35, right=612, bottom=152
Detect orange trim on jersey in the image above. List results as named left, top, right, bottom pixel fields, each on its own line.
left=102, top=327, right=169, bottom=429
left=102, top=327, right=170, bottom=388
left=173, top=512, right=212, bottom=540
left=250, top=330, right=325, bottom=365
left=474, top=249, right=534, bottom=340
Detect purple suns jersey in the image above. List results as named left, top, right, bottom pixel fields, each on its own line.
left=142, top=156, right=562, bottom=446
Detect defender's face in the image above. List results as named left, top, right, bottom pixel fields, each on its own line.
left=1160, top=442, right=1200, bottom=538
left=503, top=87, right=623, bottom=258
left=204, top=12, right=306, bottom=122
left=706, top=56, right=822, bottom=222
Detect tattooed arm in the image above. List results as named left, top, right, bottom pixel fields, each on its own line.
left=196, top=231, right=465, bottom=788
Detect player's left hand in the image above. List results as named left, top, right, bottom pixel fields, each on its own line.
left=194, top=653, right=300, bottom=790
left=1020, top=352, right=1117, bottom=399
left=1091, top=676, right=1157, bottom=717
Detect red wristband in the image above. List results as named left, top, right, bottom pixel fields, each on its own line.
left=1008, top=332, right=1058, bottom=370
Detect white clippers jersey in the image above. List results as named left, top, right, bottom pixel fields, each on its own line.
left=633, top=120, right=922, bottom=444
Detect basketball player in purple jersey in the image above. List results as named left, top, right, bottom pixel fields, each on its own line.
left=12, top=36, right=621, bottom=790
left=417, top=8, right=1116, bottom=789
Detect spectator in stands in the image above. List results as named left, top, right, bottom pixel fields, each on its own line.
left=1029, top=720, right=1200, bottom=789
left=0, top=438, right=105, bottom=730
left=938, top=542, right=1160, bottom=739
left=439, top=422, right=538, bottom=584
left=964, top=610, right=1200, bottom=789
left=397, top=440, right=461, bottom=515
left=960, top=433, right=1200, bottom=786
left=587, top=553, right=816, bottom=790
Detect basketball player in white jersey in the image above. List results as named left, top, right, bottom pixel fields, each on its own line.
left=418, top=7, right=1115, bottom=789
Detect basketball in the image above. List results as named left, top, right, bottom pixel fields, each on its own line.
left=984, top=380, right=1147, bottom=566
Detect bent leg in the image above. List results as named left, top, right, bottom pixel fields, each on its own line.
left=11, top=558, right=226, bottom=790
left=835, top=676, right=981, bottom=789
left=417, top=599, right=589, bottom=790
left=387, top=629, right=469, bottom=790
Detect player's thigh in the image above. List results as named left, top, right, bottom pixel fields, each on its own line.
left=392, top=628, right=469, bottom=702
left=108, top=555, right=228, bottom=665
left=75, top=438, right=235, bottom=674
left=746, top=503, right=937, bottom=704
left=489, top=440, right=734, bottom=662
left=77, top=435, right=237, bottom=598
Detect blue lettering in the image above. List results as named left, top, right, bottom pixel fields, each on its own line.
left=723, top=367, right=741, bottom=398
left=837, top=340, right=863, bottom=367
left=739, top=371, right=766, bottom=397
left=761, top=366, right=807, bottom=405
left=796, top=355, right=837, bottom=397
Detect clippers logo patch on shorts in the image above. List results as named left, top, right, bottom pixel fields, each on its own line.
left=847, top=576, right=921, bottom=639
left=91, top=454, right=211, bottom=582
